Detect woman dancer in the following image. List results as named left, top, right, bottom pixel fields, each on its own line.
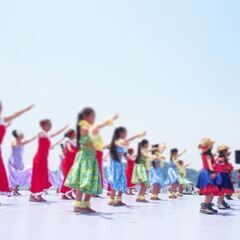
left=29, top=119, right=68, bottom=202
left=132, top=139, right=152, bottom=203
left=197, top=138, right=220, bottom=214
left=149, top=144, right=167, bottom=200
left=0, top=102, right=34, bottom=196
left=167, top=148, right=186, bottom=199
left=8, top=130, right=37, bottom=195
left=65, top=107, right=117, bottom=213
left=59, top=129, right=77, bottom=200
left=108, top=128, right=145, bottom=206
left=126, top=148, right=136, bottom=195
left=215, top=145, right=234, bottom=210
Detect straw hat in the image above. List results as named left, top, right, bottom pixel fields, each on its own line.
left=217, top=145, right=230, bottom=153
left=198, top=138, right=215, bottom=151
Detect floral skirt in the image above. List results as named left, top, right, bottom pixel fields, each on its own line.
left=65, top=149, right=102, bottom=195
left=107, top=159, right=127, bottom=192
left=132, top=163, right=149, bottom=185
left=149, top=166, right=165, bottom=187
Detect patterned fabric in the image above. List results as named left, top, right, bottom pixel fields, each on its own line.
left=166, top=162, right=179, bottom=185
left=107, top=146, right=127, bottom=192
left=149, top=161, right=165, bottom=187
left=65, top=135, right=103, bottom=195
left=218, top=172, right=234, bottom=195
left=196, top=169, right=221, bottom=196
left=132, top=155, right=149, bottom=185
left=178, top=168, right=187, bottom=186
left=126, top=157, right=135, bottom=188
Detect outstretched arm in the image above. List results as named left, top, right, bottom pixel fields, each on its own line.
left=126, top=131, right=146, bottom=144
left=93, top=113, right=119, bottom=133
left=178, top=149, right=187, bottom=158
left=51, top=138, right=65, bottom=150
left=4, top=104, right=34, bottom=123
left=22, top=136, right=38, bottom=145
left=50, top=125, right=69, bottom=138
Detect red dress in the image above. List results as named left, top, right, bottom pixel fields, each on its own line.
left=30, top=134, right=52, bottom=195
left=96, top=150, right=104, bottom=187
left=60, top=141, right=77, bottom=194
left=0, top=124, right=11, bottom=195
left=126, top=157, right=135, bottom=189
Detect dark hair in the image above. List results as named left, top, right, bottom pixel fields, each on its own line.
left=76, top=107, right=95, bottom=150
left=12, top=130, right=19, bottom=139
left=64, top=129, right=75, bottom=139
left=128, top=148, right=134, bottom=155
left=202, top=148, right=214, bottom=161
left=170, top=148, right=178, bottom=162
left=110, top=127, right=127, bottom=162
left=218, top=150, right=228, bottom=162
left=135, top=139, right=149, bottom=164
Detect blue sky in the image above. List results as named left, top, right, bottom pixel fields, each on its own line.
left=0, top=0, right=240, bottom=169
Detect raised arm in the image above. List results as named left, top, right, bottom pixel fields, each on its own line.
left=4, top=104, right=34, bottom=123
left=126, top=131, right=146, bottom=144
left=50, top=125, right=69, bottom=138
left=93, top=113, right=119, bottom=133
left=178, top=149, right=187, bottom=158
left=22, top=136, right=38, bottom=145
left=51, top=138, right=65, bottom=150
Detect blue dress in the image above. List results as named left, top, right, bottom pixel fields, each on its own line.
left=107, top=146, right=127, bottom=193
left=149, top=159, right=165, bottom=187
left=166, top=161, right=179, bottom=185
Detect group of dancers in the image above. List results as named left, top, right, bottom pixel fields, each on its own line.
left=0, top=102, right=239, bottom=215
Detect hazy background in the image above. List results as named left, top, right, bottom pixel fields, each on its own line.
left=1, top=0, right=240, bottom=170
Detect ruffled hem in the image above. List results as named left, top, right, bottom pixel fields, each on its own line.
left=199, top=185, right=220, bottom=196
left=220, top=188, right=234, bottom=195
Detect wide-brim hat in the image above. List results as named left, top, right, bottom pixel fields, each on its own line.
left=217, top=145, right=230, bottom=153
left=198, top=138, right=215, bottom=151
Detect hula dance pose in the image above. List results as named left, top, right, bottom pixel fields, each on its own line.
left=8, top=130, right=36, bottom=195
left=149, top=144, right=167, bottom=200
left=167, top=148, right=186, bottom=199
left=215, top=145, right=234, bottom=210
left=126, top=148, right=136, bottom=195
left=108, top=128, right=145, bottom=206
left=132, top=139, right=152, bottom=203
left=177, top=160, right=191, bottom=196
left=0, top=102, right=34, bottom=197
left=65, top=108, right=118, bottom=213
left=197, top=138, right=220, bottom=215
left=30, top=119, right=68, bottom=202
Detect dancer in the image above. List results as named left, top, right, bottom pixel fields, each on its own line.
left=29, top=119, right=68, bottom=202
left=65, top=107, right=115, bottom=213
left=149, top=144, right=167, bottom=200
left=8, top=130, right=37, bottom=195
left=59, top=129, right=77, bottom=200
left=0, top=102, right=34, bottom=196
left=215, top=145, right=234, bottom=209
left=108, top=128, right=145, bottom=206
left=126, top=148, right=136, bottom=195
left=197, top=138, right=220, bottom=214
left=177, top=160, right=191, bottom=196
left=132, top=139, right=152, bottom=203
left=167, top=148, right=186, bottom=199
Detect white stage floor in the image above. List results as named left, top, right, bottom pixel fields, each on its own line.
left=0, top=193, right=239, bottom=240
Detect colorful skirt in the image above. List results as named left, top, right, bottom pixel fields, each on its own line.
left=149, top=166, right=165, bottom=187
left=126, top=160, right=135, bottom=189
left=132, top=163, right=149, bottom=185
left=166, top=167, right=179, bottom=185
left=178, top=174, right=187, bottom=186
left=0, top=150, right=11, bottom=195
left=218, top=172, right=234, bottom=195
left=196, top=169, right=221, bottom=196
left=65, top=148, right=102, bottom=195
left=107, top=159, right=127, bottom=192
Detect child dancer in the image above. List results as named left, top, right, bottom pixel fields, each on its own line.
left=65, top=107, right=117, bottom=213
left=29, top=119, right=68, bottom=202
left=167, top=148, right=186, bottom=199
left=8, top=130, right=37, bottom=195
left=132, top=139, right=151, bottom=203
left=215, top=145, right=234, bottom=209
left=149, top=144, right=167, bottom=200
left=126, top=148, right=136, bottom=195
left=177, top=160, right=191, bottom=196
left=0, top=102, right=34, bottom=196
left=197, top=138, right=220, bottom=214
left=108, top=128, right=145, bottom=206
left=59, top=129, right=77, bottom=200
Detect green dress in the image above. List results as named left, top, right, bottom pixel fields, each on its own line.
left=132, top=155, right=149, bottom=185
left=64, top=135, right=103, bottom=195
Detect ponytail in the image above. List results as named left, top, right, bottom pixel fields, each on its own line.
left=135, top=139, right=149, bottom=164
